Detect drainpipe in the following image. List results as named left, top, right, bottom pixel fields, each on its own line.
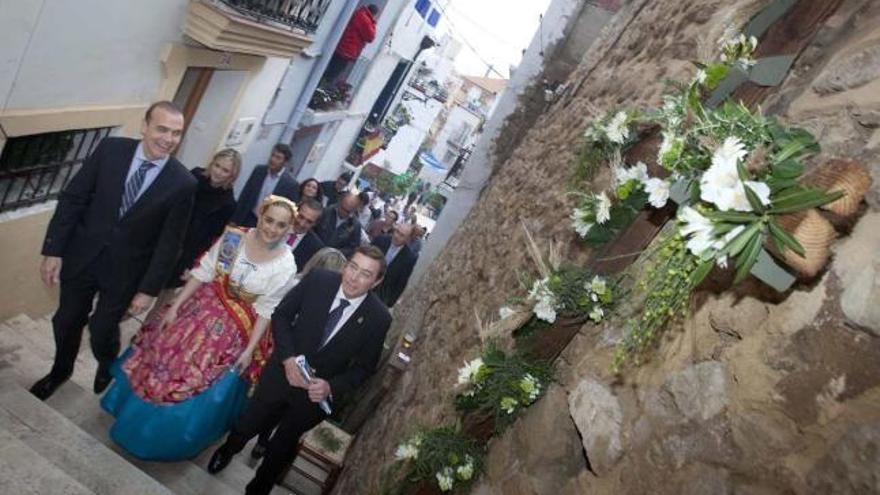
left=279, top=1, right=359, bottom=144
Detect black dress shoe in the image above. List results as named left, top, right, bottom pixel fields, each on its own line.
left=208, top=447, right=233, bottom=474
left=93, top=366, right=113, bottom=394
left=29, top=373, right=70, bottom=401
left=250, top=443, right=267, bottom=460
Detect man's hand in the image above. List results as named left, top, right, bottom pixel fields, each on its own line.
left=40, top=256, right=62, bottom=287
left=282, top=357, right=309, bottom=389
left=307, top=379, right=331, bottom=403
left=126, top=293, right=155, bottom=319
left=159, top=305, right=179, bottom=331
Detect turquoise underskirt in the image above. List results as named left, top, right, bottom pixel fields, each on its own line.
left=100, top=348, right=248, bottom=461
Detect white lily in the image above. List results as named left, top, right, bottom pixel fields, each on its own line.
left=644, top=177, right=670, bottom=208
left=596, top=192, right=612, bottom=224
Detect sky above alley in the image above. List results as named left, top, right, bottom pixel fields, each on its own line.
left=439, top=0, right=553, bottom=79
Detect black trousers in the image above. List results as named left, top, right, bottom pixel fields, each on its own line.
left=322, top=53, right=354, bottom=86
left=222, top=361, right=326, bottom=495
left=50, top=252, right=138, bottom=378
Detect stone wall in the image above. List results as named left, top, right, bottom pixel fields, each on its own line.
left=334, top=1, right=880, bottom=493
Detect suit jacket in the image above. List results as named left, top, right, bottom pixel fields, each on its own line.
left=372, top=235, right=418, bottom=307
left=291, top=230, right=324, bottom=273
left=271, top=269, right=391, bottom=401
left=232, top=165, right=300, bottom=227
left=314, top=205, right=362, bottom=253
left=42, top=137, right=197, bottom=296
left=319, top=180, right=340, bottom=206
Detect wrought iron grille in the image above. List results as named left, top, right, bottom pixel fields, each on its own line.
left=216, top=0, right=331, bottom=32
left=0, top=127, right=112, bottom=212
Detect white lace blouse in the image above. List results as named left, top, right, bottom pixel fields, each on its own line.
left=190, top=234, right=298, bottom=319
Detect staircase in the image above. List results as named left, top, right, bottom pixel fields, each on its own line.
left=0, top=313, right=311, bottom=495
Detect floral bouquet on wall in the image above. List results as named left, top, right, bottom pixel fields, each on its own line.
left=454, top=346, right=552, bottom=433
left=394, top=427, right=484, bottom=493
left=565, top=32, right=848, bottom=369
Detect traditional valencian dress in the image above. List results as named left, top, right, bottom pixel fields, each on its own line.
left=101, top=227, right=297, bottom=460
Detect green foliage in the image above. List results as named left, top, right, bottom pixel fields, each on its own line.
left=613, top=233, right=704, bottom=371
left=375, top=171, right=417, bottom=197
left=395, top=426, right=484, bottom=493
left=454, top=347, right=553, bottom=432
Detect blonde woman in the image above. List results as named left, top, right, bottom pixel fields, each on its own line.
left=145, top=149, right=241, bottom=323
left=102, top=196, right=298, bottom=461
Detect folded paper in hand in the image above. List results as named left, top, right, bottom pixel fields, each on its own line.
left=295, top=355, right=332, bottom=415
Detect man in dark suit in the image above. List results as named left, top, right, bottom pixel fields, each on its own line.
left=231, top=143, right=299, bottom=227
left=372, top=222, right=418, bottom=307
left=287, top=197, right=324, bottom=272
left=208, top=246, right=392, bottom=495
left=313, top=190, right=364, bottom=253
left=32, top=101, right=197, bottom=400
left=319, top=171, right=350, bottom=207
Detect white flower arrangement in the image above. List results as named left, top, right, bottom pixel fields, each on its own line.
left=436, top=467, right=455, bottom=491
left=457, top=358, right=485, bottom=386
left=699, top=137, right=770, bottom=212
left=528, top=277, right=558, bottom=323
left=394, top=434, right=423, bottom=461
left=606, top=111, right=631, bottom=144
left=571, top=162, right=671, bottom=244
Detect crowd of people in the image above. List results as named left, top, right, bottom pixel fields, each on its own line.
left=30, top=101, right=423, bottom=495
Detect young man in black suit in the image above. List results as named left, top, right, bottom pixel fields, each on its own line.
left=208, top=246, right=392, bottom=495
left=33, top=101, right=197, bottom=400
left=372, top=222, right=418, bottom=307
left=319, top=171, right=351, bottom=207
left=231, top=143, right=300, bottom=227
left=313, top=190, right=364, bottom=253
left=287, top=197, right=324, bottom=272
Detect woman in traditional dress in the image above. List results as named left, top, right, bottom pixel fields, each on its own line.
left=101, top=196, right=299, bottom=461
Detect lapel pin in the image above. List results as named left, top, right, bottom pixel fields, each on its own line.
left=357, top=316, right=364, bottom=324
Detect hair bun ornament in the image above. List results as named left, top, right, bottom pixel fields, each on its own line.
left=260, top=194, right=298, bottom=217
left=774, top=208, right=837, bottom=278
left=804, top=159, right=872, bottom=217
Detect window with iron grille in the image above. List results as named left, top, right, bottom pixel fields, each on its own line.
left=0, top=127, right=113, bottom=212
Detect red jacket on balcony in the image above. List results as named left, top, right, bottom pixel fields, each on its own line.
left=335, top=6, right=377, bottom=61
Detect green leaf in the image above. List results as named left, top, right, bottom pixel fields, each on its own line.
left=734, top=230, right=763, bottom=284
left=704, top=63, right=730, bottom=89
left=722, top=222, right=762, bottom=259
left=769, top=188, right=845, bottom=214
left=706, top=210, right=761, bottom=223
left=768, top=217, right=805, bottom=257
left=737, top=161, right=751, bottom=182
left=743, top=183, right=766, bottom=213
left=766, top=176, right=799, bottom=194
left=770, top=158, right=804, bottom=179
left=690, top=259, right=715, bottom=287
left=772, top=127, right=819, bottom=164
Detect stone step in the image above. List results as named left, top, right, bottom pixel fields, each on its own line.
left=3, top=314, right=293, bottom=494
left=0, top=314, right=95, bottom=390
left=0, top=373, right=170, bottom=495
left=44, top=379, right=240, bottom=495
left=0, top=425, right=96, bottom=495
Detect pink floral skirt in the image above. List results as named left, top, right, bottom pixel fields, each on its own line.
left=123, top=282, right=264, bottom=404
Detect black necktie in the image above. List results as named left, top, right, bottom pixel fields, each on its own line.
left=320, top=299, right=350, bottom=347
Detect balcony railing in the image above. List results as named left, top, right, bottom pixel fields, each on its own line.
left=215, top=0, right=331, bottom=33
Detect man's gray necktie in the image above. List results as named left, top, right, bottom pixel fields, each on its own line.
left=119, top=161, right=155, bottom=217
